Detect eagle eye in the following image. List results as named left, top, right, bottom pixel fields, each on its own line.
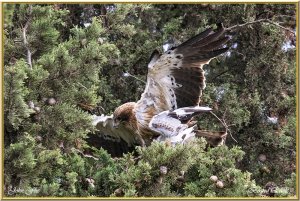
left=117, top=115, right=129, bottom=122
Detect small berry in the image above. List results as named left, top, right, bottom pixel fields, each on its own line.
left=34, top=106, right=41, bottom=113
left=160, top=166, right=168, bottom=175
left=28, top=101, right=35, bottom=109
left=97, top=37, right=104, bottom=44
left=81, top=39, right=87, bottom=46
left=258, top=154, right=267, bottom=162
left=36, top=135, right=42, bottom=142
left=216, top=180, right=224, bottom=188
left=114, top=188, right=124, bottom=197
left=210, top=175, right=218, bottom=182
left=59, top=141, right=64, bottom=149
left=47, top=98, right=57, bottom=105
left=179, top=170, right=185, bottom=176
left=261, top=166, right=271, bottom=174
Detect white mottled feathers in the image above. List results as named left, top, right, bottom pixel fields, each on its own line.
left=149, top=106, right=212, bottom=144
left=92, top=114, right=138, bottom=146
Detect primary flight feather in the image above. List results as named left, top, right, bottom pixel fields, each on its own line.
left=93, top=24, right=229, bottom=147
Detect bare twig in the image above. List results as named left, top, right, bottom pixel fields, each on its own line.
left=222, top=108, right=227, bottom=120
left=265, top=19, right=295, bottom=35
left=76, top=82, right=88, bottom=90
left=226, top=18, right=295, bottom=35
left=209, top=111, right=226, bottom=130
left=209, top=111, right=238, bottom=143
left=231, top=50, right=246, bottom=60
left=22, top=5, right=33, bottom=69
left=73, top=148, right=99, bottom=161
left=123, top=72, right=146, bottom=84
left=274, top=14, right=296, bottom=20
left=226, top=19, right=266, bottom=31
left=212, top=70, right=230, bottom=81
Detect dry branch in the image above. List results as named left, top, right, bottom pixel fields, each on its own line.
left=22, top=5, right=33, bottom=69
left=226, top=18, right=295, bottom=35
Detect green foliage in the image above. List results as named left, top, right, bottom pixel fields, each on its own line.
left=37, top=103, right=93, bottom=150
left=3, top=4, right=15, bottom=29
left=5, top=133, right=37, bottom=174
left=4, top=3, right=296, bottom=198
left=184, top=145, right=262, bottom=197
left=283, top=173, right=296, bottom=196
left=4, top=60, right=33, bottom=130
left=111, top=140, right=206, bottom=196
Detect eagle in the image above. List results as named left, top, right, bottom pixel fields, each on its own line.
left=91, top=24, right=229, bottom=152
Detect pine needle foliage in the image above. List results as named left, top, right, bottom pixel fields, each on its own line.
left=3, top=4, right=296, bottom=197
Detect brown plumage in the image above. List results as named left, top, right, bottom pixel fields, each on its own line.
left=112, top=102, right=147, bottom=145
left=112, top=102, right=137, bottom=131
left=94, top=24, right=230, bottom=148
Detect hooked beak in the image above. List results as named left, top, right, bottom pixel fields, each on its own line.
left=112, top=121, right=119, bottom=128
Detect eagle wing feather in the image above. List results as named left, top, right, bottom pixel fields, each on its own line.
left=92, top=115, right=138, bottom=146
left=135, top=24, right=229, bottom=134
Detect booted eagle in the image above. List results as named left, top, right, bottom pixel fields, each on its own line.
left=92, top=24, right=229, bottom=150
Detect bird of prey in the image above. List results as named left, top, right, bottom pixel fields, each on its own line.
left=92, top=23, right=229, bottom=148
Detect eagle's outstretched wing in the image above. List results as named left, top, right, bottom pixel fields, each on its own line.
left=92, top=115, right=138, bottom=146
left=135, top=24, right=229, bottom=138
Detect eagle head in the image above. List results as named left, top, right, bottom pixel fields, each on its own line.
left=113, top=102, right=137, bottom=129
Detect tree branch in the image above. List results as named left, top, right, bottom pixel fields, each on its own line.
left=226, top=18, right=295, bottom=35
left=73, top=148, right=99, bottom=161
left=209, top=111, right=238, bottom=143
left=264, top=19, right=295, bottom=35
left=22, top=5, right=33, bottom=69
left=274, top=14, right=296, bottom=20
left=212, top=70, right=230, bottom=80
